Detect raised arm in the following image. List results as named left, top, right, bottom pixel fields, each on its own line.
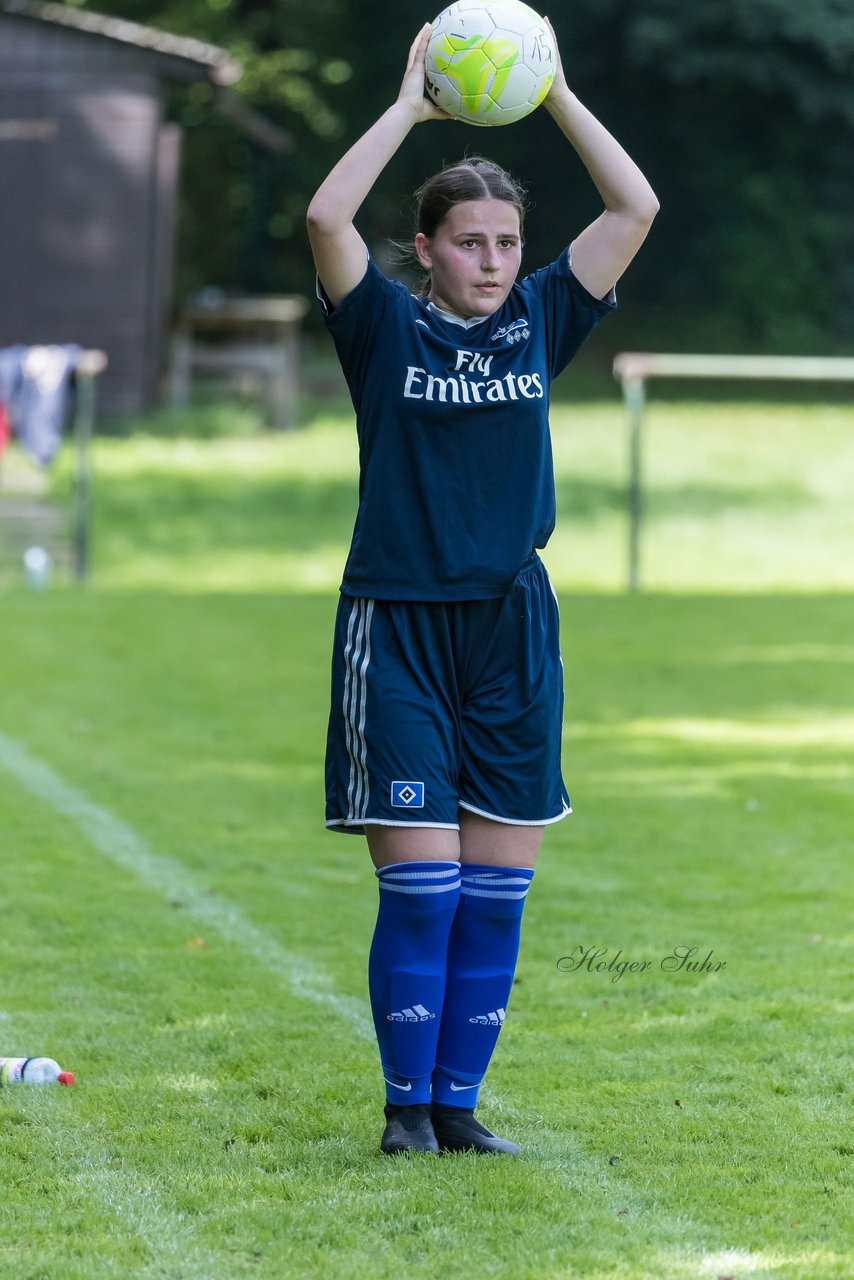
left=306, top=26, right=446, bottom=308
left=542, top=22, right=659, bottom=301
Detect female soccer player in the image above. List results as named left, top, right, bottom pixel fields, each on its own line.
left=307, top=23, right=658, bottom=1155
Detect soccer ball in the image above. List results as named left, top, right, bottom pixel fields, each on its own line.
left=425, top=0, right=556, bottom=126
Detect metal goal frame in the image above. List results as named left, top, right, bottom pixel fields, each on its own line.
left=612, top=353, right=854, bottom=591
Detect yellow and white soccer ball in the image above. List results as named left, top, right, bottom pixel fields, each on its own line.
left=425, top=0, right=556, bottom=126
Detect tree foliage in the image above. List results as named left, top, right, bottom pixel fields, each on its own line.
left=64, top=0, right=854, bottom=352
left=556, top=0, right=854, bottom=351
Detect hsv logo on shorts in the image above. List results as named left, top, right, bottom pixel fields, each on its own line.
left=391, top=780, right=425, bottom=808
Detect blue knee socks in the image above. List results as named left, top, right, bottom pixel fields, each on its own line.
left=368, top=861, right=461, bottom=1105
left=432, top=864, right=534, bottom=1108
left=367, top=861, right=534, bottom=1108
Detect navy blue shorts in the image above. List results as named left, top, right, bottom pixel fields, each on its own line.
left=325, top=555, right=571, bottom=834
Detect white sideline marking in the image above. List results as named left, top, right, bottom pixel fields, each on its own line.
left=1, top=1019, right=219, bottom=1280
left=61, top=1151, right=219, bottom=1280
left=0, top=734, right=705, bottom=1256
left=0, top=731, right=372, bottom=1039
left=0, top=730, right=371, bottom=1272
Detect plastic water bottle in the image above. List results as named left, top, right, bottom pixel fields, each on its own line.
left=0, top=1057, right=75, bottom=1086
left=23, top=545, right=53, bottom=590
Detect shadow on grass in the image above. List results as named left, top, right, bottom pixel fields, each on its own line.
left=558, top=592, right=854, bottom=723
left=96, top=471, right=358, bottom=556
left=93, top=466, right=815, bottom=570
left=555, top=476, right=812, bottom=522
left=7, top=588, right=852, bottom=727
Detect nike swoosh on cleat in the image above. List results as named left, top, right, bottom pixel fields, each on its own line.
left=385, top=1079, right=412, bottom=1091
left=449, top=1082, right=478, bottom=1091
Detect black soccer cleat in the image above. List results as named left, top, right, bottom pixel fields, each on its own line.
left=431, top=1103, right=522, bottom=1155
left=380, top=1103, right=440, bottom=1155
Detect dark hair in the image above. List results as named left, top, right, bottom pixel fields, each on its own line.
left=397, top=156, right=528, bottom=296
left=415, top=155, right=528, bottom=239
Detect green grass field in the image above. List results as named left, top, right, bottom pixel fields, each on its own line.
left=1, top=393, right=852, bottom=1279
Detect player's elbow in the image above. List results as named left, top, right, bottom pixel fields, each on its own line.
left=610, top=185, right=659, bottom=234
left=637, top=187, right=660, bottom=226
left=306, top=193, right=350, bottom=239
left=306, top=199, right=332, bottom=236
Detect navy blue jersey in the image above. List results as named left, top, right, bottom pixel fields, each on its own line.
left=320, top=250, right=615, bottom=600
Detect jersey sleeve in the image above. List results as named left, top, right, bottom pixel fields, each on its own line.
left=317, top=258, right=401, bottom=401
left=523, top=247, right=617, bottom=381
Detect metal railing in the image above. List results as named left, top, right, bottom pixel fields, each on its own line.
left=612, top=353, right=854, bottom=591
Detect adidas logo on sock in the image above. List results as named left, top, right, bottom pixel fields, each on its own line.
left=468, top=1008, right=505, bottom=1026
left=387, top=1004, right=436, bottom=1022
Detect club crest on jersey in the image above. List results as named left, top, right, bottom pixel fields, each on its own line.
left=391, top=780, right=425, bottom=808
left=492, top=318, right=531, bottom=345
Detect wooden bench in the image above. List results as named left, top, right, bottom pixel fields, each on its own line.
left=170, top=294, right=309, bottom=430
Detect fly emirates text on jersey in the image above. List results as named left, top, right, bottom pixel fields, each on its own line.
left=403, top=348, right=545, bottom=405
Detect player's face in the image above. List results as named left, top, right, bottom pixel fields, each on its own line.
left=415, top=199, right=522, bottom=319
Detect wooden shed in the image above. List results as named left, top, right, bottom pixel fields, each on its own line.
left=0, top=1, right=241, bottom=418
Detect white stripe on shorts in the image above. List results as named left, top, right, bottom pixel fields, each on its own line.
left=342, top=598, right=374, bottom=822
left=355, top=600, right=374, bottom=815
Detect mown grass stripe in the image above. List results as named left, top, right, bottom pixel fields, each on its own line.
left=0, top=737, right=814, bottom=1274
left=0, top=731, right=372, bottom=1039
left=0, top=735, right=648, bottom=1161
left=1, top=1016, right=221, bottom=1280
